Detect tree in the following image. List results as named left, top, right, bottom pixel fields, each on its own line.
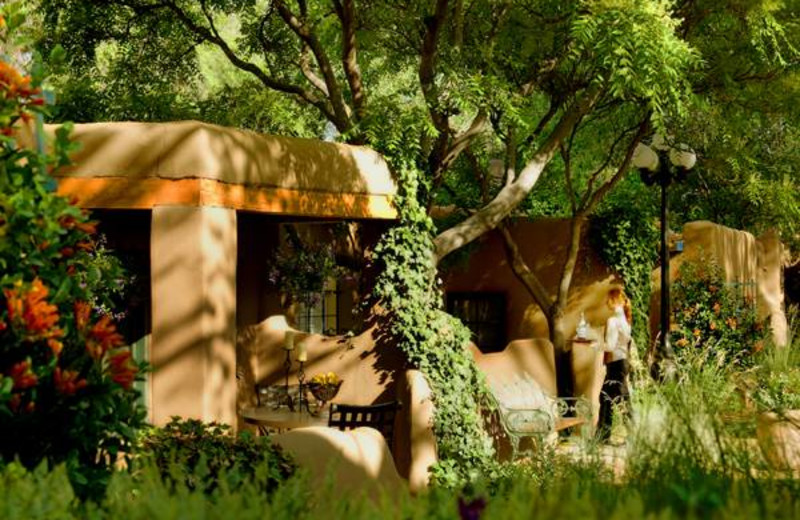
left=33, top=0, right=798, bottom=481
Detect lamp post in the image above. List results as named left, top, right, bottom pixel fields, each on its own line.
left=632, top=136, right=696, bottom=378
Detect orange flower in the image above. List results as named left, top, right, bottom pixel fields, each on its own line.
left=726, top=317, right=738, bottom=330
left=693, top=328, right=701, bottom=338
left=75, top=220, right=97, bottom=235
left=9, top=360, right=38, bottom=390
left=712, top=302, right=721, bottom=315
left=58, top=215, right=77, bottom=229
left=74, top=301, right=91, bottom=332
left=753, top=340, right=764, bottom=353
left=75, top=241, right=94, bottom=252
left=4, top=283, right=23, bottom=323
left=4, top=279, right=64, bottom=341
left=709, top=321, right=717, bottom=331
left=53, top=367, right=88, bottom=396
left=47, top=338, right=63, bottom=357
left=21, top=279, right=63, bottom=339
left=0, top=60, right=26, bottom=96
left=108, top=349, right=138, bottom=390
left=86, top=315, right=124, bottom=360
left=676, top=337, right=689, bottom=347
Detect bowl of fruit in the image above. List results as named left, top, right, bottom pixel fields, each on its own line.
left=308, top=372, right=343, bottom=406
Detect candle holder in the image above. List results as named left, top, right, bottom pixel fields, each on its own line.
left=276, top=348, right=294, bottom=411
left=296, top=360, right=314, bottom=414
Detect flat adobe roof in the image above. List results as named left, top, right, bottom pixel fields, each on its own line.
left=28, top=121, right=397, bottom=219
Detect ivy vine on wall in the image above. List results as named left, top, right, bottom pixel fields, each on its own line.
left=369, top=163, right=497, bottom=487
left=590, top=200, right=659, bottom=355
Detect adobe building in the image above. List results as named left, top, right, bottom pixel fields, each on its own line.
left=25, top=120, right=398, bottom=426
left=21, top=122, right=788, bottom=484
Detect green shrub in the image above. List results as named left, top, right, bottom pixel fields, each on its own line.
left=670, top=259, right=768, bottom=368
left=136, top=418, right=295, bottom=496
left=0, top=9, right=145, bottom=501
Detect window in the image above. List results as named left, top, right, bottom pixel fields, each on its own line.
left=296, top=277, right=338, bottom=335
left=446, top=292, right=506, bottom=352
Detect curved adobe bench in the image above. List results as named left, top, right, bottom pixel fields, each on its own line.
left=271, top=426, right=407, bottom=502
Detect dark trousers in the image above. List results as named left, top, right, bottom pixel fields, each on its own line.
left=597, top=359, right=630, bottom=442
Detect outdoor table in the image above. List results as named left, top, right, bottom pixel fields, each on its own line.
left=241, top=406, right=328, bottom=434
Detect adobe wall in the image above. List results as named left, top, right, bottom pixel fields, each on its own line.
left=653, top=221, right=787, bottom=346
left=441, top=218, right=619, bottom=346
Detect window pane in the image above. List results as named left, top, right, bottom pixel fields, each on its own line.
left=446, top=292, right=506, bottom=353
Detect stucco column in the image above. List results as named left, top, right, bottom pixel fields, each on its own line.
left=150, top=206, right=237, bottom=425
left=757, top=229, right=788, bottom=347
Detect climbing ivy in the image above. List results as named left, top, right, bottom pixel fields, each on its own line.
left=590, top=190, right=659, bottom=354
left=369, top=163, right=497, bottom=487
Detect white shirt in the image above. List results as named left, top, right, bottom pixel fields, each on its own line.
left=604, top=306, right=632, bottom=362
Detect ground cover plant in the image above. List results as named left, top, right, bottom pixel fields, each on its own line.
left=137, top=417, right=295, bottom=496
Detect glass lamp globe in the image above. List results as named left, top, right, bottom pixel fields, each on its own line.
left=632, top=143, right=659, bottom=171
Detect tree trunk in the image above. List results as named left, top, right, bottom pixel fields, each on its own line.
left=432, top=88, right=601, bottom=263
left=498, top=217, right=586, bottom=397
left=546, top=303, right=574, bottom=397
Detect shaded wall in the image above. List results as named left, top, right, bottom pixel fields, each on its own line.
left=442, top=219, right=618, bottom=346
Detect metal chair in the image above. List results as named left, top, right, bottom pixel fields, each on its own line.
left=327, top=401, right=401, bottom=447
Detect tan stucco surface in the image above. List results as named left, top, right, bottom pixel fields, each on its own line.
left=21, top=121, right=397, bottom=218
left=400, top=370, right=437, bottom=493
left=150, top=206, right=238, bottom=425
left=443, top=219, right=617, bottom=345
left=272, top=426, right=407, bottom=502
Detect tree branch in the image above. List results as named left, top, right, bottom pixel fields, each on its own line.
left=273, top=0, right=352, bottom=130
left=433, top=109, right=489, bottom=178
left=419, top=0, right=450, bottom=132
left=432, top=87, right=602, bottom=263
left=581, top=118, right=650, bottom=214
left=498, top=221, right=553, bottom=311
left=123, top=0, right=337, bottom=122
left=333, top=0, right=366, bottom=119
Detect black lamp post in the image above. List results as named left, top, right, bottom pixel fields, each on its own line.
left=632, top=136, right=696, bottom=378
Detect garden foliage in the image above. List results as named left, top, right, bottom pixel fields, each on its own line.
left=369, top=163, right=496, bottom=487
left=137, top=418, right=295, bottom=496
left=0, top=12, right=145, bottom=500
left=590, top=181, right=659, bottom=352
left=670, top=259, right=768, bottom=368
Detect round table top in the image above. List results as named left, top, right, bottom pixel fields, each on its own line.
left=241, top=406, right=328, bottom=429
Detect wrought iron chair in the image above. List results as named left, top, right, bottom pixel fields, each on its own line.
left=328, top=401, right=401, bottom=447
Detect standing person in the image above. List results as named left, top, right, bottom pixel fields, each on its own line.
left=597, top=288, right=633, bottom=443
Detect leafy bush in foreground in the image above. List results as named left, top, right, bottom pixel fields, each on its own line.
left=0, top=9, right=145, bottom=501
left=137, top=418, right=295, bottom=496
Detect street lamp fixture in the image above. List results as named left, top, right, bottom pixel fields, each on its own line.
left=632, top=135, right=696, bottom=378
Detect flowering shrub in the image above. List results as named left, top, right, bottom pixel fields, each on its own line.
left=0, top=13, right=145, bottom=501
left=670, top=259, right=768, bottom=368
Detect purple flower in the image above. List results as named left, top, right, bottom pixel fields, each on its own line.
left=458, top=496, right=487, bottom=520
